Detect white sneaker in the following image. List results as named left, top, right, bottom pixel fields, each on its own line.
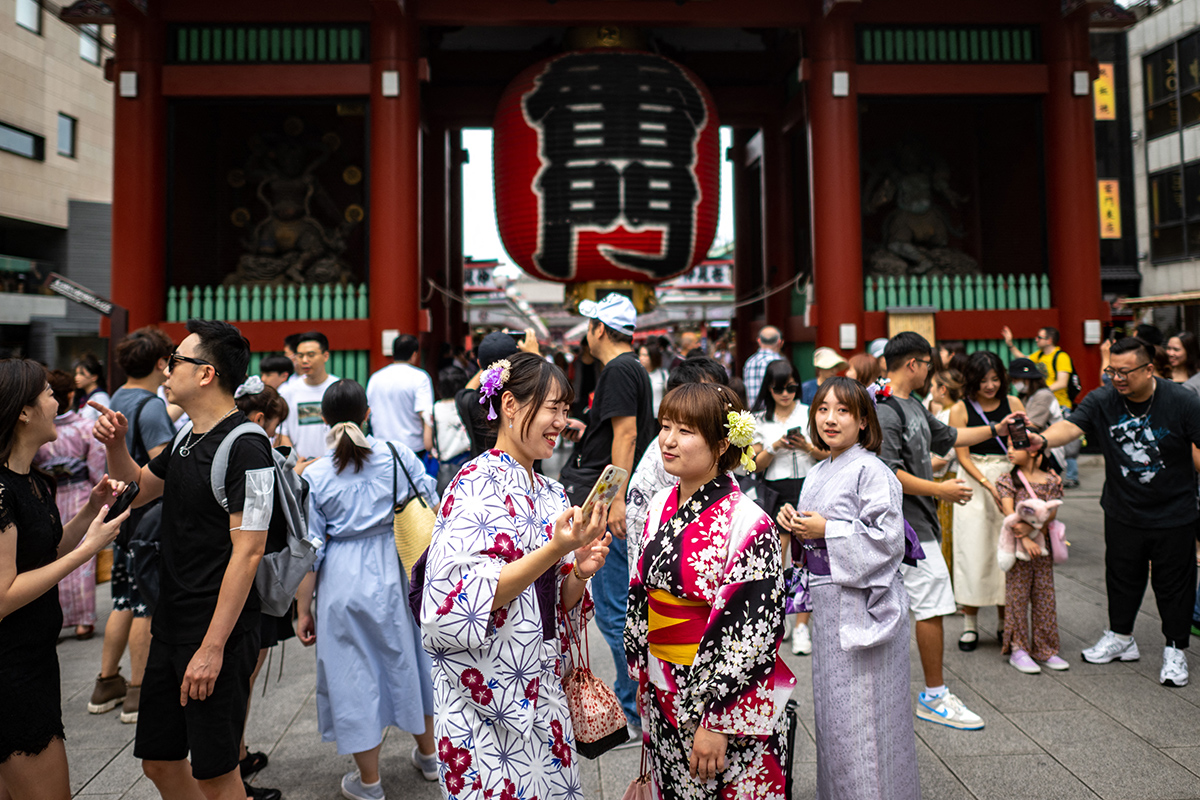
left=791, top=623, right=812, bottom=656
left=411, top=745, right=438, bottom=781
left=341, top=770, right=384, bottom=800
left=1081, top=630, right=1140, bottom=664
left=916, top=691, right=985, bottom=730
left=1161, top=646, right=1189, bottom=687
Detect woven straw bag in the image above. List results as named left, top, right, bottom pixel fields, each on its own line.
left=386, top=443, right=436, bottom=575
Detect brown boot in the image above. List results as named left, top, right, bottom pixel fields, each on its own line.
left=119, top=685, right=140, bottom=724
left=88, top=672, right=127, bottom=714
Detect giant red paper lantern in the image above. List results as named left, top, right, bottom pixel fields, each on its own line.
left=493, top=49, right=720, bottom=286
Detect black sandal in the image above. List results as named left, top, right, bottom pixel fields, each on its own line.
left=958, top=630, right=979, bottom=652
left=239, top=752, right=269, bottom=778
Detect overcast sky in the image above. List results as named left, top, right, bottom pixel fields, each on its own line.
left=461, top=126, right=736, bottom=271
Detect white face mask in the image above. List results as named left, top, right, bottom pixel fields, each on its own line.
left=1012, top=380, right=1028, bottom=395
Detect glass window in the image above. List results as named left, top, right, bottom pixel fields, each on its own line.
left=1154, top=225, right=1187, bottom=261
left=1145, top=46, right=1176, bottom=106
left=57, top=114, right=76, bottom=158
left=80, top=24, right=100, bottom=64
left=1148, top=98, right=1181, bottom=138
left=1180, top=34, right=1200, bottom=92
left=0, top=121, right=43, bottom=160
left=1151, top=171, right=1184, bottom=226
left=15, top=0, right=40, bottom=33
left=1187, top=163, right=1200, bottom=220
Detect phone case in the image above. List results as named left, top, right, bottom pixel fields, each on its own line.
left=581, top=466, right=628, bottom=518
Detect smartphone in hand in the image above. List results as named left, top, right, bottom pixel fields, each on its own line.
left=1008, top=416, right=1030, bottom=449
left=580, top=465, right=629, bottom=520
left=105, top=482, right=139, bottom=522
left=786, top=426, right=806, bottom=441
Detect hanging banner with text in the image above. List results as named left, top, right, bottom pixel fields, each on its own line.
left=1098, top=179, right=1122, bottom=239
left=1094, top=63, right=1116, bottom=121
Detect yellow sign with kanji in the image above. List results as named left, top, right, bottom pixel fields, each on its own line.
left=1095, top=63, right=1116, bottom=120
left=1099, top=179, right=1121, bottom=239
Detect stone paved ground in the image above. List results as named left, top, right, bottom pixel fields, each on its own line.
left=58, top=457, right=1200, bottom=800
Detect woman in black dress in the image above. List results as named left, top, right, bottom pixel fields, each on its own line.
left=0, top=360, right=129, bottom=800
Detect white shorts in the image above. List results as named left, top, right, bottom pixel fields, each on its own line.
left=900, top=542, right=957, bottom=621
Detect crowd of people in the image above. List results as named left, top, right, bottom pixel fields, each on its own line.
left=2, top=296, right=1200, bottom=800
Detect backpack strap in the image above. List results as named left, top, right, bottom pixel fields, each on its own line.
left=128, top=393, right=156, bottom=465
left=171, top=421, right=193, bottom=454
left=210, top=422, right=271, bottom=510
left=1015, top=467, right=1039, bottom=500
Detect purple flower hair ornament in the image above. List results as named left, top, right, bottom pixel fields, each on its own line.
left=865, top=377, right=892, bottom=407
left=478, top=359, right=513, bottom=422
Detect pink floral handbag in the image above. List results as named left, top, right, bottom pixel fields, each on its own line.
left=562, top=607, right=629, bottom=759
left=622, top=746, right=653, bottom=800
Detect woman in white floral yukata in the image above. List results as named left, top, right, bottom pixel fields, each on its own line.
left=421, top=352, right=612, bottom=800
left=626, top=382, right=795, bottom=799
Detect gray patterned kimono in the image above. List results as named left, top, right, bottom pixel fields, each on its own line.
left=796, top=444, right=920, bottom=800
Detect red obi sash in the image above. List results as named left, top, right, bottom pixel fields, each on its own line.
left=647, top=589, right=710, bottom=666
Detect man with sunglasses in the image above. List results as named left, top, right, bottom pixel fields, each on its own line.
left=1030, top=337, right=1200, bottom=687
left=92, top=320, right=285, bottom=800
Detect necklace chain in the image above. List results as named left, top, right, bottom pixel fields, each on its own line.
left=178, top=407, right=237, bottom=457
left=1121, top=381, right=1156, bottom=420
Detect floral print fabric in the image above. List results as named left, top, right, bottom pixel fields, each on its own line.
left=421, top=450, right=591, bottom=800
left=626, top=474, right=795, bottom=799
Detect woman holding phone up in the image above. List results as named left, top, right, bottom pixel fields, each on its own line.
left=421, top=353, right=611, bottom=800
left=0, top=360, right=129, bottom=800
left=751, top=359, right=823, bottom=655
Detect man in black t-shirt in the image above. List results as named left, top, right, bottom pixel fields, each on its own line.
left=1032, top=337, right=1200, bottom=688
left=93, top=319, right=281, bottom=800
left=559, top=293, right=655, bottom=741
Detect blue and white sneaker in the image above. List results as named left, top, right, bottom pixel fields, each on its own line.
left=916, top=691, right=985, bottom=730
left=341, top=770, right=384, bottom=800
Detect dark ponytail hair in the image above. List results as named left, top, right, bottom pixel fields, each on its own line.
left=321, top=379, right=372, bottom=474
left=484, top=352, right=574, bottom=440
left=0, top=360, right=51, bottom=466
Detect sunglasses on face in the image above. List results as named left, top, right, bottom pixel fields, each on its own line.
left=772, top=383, right=800, bottom=394
left=168, top=352, right=220, bottom=376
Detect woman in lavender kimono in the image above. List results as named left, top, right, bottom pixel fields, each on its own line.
left=779, top=377, right=920, bottom=800
left=626, top=382, right=795, bottom=799
left=421, top=353, right=611, bottom=800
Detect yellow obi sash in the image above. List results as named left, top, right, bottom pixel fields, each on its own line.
left=647, top=589, right=711, bottom=666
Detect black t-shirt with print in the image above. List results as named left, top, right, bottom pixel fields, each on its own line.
left=1069, top=378, right=1200, bottom=526
left=147, top=412, right=280, bottom=644
left=560, top=351, right=656, bottom=505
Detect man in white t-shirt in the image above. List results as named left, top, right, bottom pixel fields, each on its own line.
left=366, top=333, right=434, bottom=456
left=279, top=331, right=339, bottom=459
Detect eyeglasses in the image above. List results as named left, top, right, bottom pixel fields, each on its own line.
left=772, top=383, right=800, bottom=394
left=168, top=353, right=219, bottom=376
left=1102, top=362, right=1151, bottom=381
left=912, top=358, right=932, bottom=368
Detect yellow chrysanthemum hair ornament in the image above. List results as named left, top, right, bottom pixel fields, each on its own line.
left=725, top=409, right=757, bottom=472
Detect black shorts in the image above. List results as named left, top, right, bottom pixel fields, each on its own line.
left=133, top=629, right=260, bottom=780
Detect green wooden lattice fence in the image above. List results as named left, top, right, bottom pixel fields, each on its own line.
left=858, top=25, right=1040, bottom=64
left=247, top=351, right=370, bottom=388
left=864, top=273, right=1050, bottom=313
left=169, top=24, right=368, bottom=64
left=166, top=284, right=368, bottom=324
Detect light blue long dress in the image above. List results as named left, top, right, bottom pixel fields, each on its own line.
left=305, top=437, right=438, bottom=755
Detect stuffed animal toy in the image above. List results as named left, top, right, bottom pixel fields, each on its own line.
left=997, top=497, right=1065, bottom=572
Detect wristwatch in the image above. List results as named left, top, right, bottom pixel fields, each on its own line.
left=988, top=422, right=997, bottom=438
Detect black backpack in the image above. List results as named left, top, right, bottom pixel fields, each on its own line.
left=1052, top=351, right=1082, bottom=405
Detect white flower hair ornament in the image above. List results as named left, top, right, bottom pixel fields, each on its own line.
left=478, top=359, right=513, bottom=422
left=234, top=375, right=265, bottom=399
left=726, top=410, right=757, bottom=472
